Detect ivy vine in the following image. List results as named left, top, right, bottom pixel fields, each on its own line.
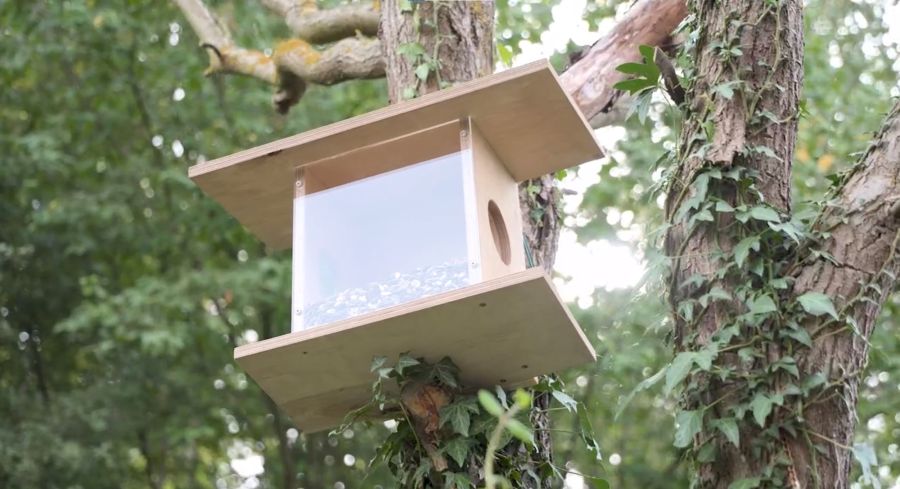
left=334, top=354, right=605, bottom=489
left=613, top=2, right=887, bottom=488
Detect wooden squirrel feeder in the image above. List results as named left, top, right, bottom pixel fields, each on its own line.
left=189, top=60, right=601, bottom=432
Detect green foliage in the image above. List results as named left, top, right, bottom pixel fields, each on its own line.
left=341, top=355, right=605, bottom=488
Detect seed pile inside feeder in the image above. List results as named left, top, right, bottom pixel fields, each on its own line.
left=300, top=260, right=470, bottom=328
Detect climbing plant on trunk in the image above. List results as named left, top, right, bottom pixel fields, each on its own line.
left=658, top=1, right=900, bottom=487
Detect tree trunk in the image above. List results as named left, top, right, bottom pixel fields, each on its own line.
left=666, top=1, right=900, bottom=487
left=379, top=1, right=558, bottom=486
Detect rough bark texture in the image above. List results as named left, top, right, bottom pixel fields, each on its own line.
left=666, top=0, right=802, bottom=343
left=665, top=1, right=803, bottom=486
left=664, top=1, right=900, bottom=487
left=379, top=0, right=494, bottom=103
left=560, top=0, right=687, bottom=128
left=788, top=102, right=900, bottom=487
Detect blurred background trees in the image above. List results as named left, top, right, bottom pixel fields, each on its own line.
left=1, top=1, right=898, bottom=487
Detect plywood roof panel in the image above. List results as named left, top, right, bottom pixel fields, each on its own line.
left=189, top=60, right=602, bottom=250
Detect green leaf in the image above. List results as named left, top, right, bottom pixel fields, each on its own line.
left=782, top=326, right=812, bottom=347
left=551, top=390, right=577, bottom=413
left=617, top=62, right=659, bottom=80
left=415, top=63, right=431, bottom=81
left=747, top=294, right=778, bottom=315
left=734, top=236, right=760, bottom=268
left=432, top=357, right=460, bottom=388
left=370, top=356, right=387, bottom=372
left=714, top=417, right=740, bottom=447
left=505, top=418, right=534, bottom=445
left=665, top=352, right=695, bottom=395
left=443, top=437, right=472, bottom=467
left=440, top=398, right=479, bottom=436
left=395, top=353, right=420, bottom=374
left=496, top=43, right=513, bottom=67
left=852, top=442, right=881, bottom=489
left=443, top=471, right=473, bottom=489
left=727, top=478, right=761, bottom=489
left=749, top=206, right=780, bottom=222
left=715, top=200, right=735, bottom=212
left=673, top=409, right=702, bottom=448
left=796, top=292, right=838, bottom=319
left=614, top=78, right=656, bottom=94
left=397, top=42, right=426, bottom=60
left=478, top=390, right=504, bottom=417
left=401, top=86, right=417, bottom=100
left=513, top=389, right=531, bottom=409
left=750, top=394, right=773, bottom=427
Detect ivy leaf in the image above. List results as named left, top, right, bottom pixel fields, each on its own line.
left=781, top=326, right=812, bottom=347
left=397, top=42, right=426, bottom=60
left=714, top=417, right=740, bottom=447
left=414, top=63, right=431, bottom=81
left=551, top=390, right=578, bottom=413
left=727, top=478, right=761, bottom=489
left=715, top=200, right=735, bottom=212
left=750, top=394, right=773, bottom=427
left=796, top=292, right=838, bottom=319
left=747, top=295, right=778, bottom=315
left=852, top=442, right=881, bottom=489
left=370, top=356, right=387, bottom=372
left=693, top=348, right=716, bottom=371
left=699, top=286, right=731, bottom=307
left=432, top=357, right=460, bottom=388
left=673, top=409, right=703, bottom=448
left=395, top=353, right=420, bottom=375
left=749, top=206, right=780, bottom=222
left=734, top=236, right=760, bottom=268
left=412, top=459, right=433, bottom=486
left=665, top=352, right=695, bottom=395
left=443, top=437, right=472, bottom=468
left=440, top=398, right=479, bottom=436
left=443, top=471, right=474, bottom=489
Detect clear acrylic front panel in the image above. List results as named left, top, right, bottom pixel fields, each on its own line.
left=292, top=150, right=478, bottom=331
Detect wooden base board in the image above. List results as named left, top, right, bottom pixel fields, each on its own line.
left=234, top=268, right=596, bottom=433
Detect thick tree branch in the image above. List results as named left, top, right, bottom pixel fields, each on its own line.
left=560, top=0, right=687, bottom=128
left=172, top=0, right=384, bottom=112
left=789, top=101, right=900, bottom=486
left=259, top=0, right=380, bottom=44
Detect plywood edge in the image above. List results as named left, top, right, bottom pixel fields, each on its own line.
left=545, top=66, right=605, bottom=163
left=189, top=60, right=553, bottom=180
left=539, top=273, right=597, bottom=360
left=234, top=267, right=548, bottom=360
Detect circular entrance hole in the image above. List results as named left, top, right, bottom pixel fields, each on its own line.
left=488, top=200, right=511, bottom=266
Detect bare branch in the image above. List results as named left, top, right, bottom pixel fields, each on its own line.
left=259, top=0, right=380, bottom=44
left=560, top=0, right=687, bottom=128
left=174, top=0, right=384, bottom=112
left=271, top=37, right=384, bottom=113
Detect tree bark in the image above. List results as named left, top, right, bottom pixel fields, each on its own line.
left=787, top=102, right=900, bottom=487
left=379, top=0, right=494, bottom=103
left=560, top=0, right=687, bottom=128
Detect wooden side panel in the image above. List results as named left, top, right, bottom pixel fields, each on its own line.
left=465, top=119, right=526, bottom=280
left=303, top=121, right=461, bottom=194
left=234, top=269, right=596, bottom=433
